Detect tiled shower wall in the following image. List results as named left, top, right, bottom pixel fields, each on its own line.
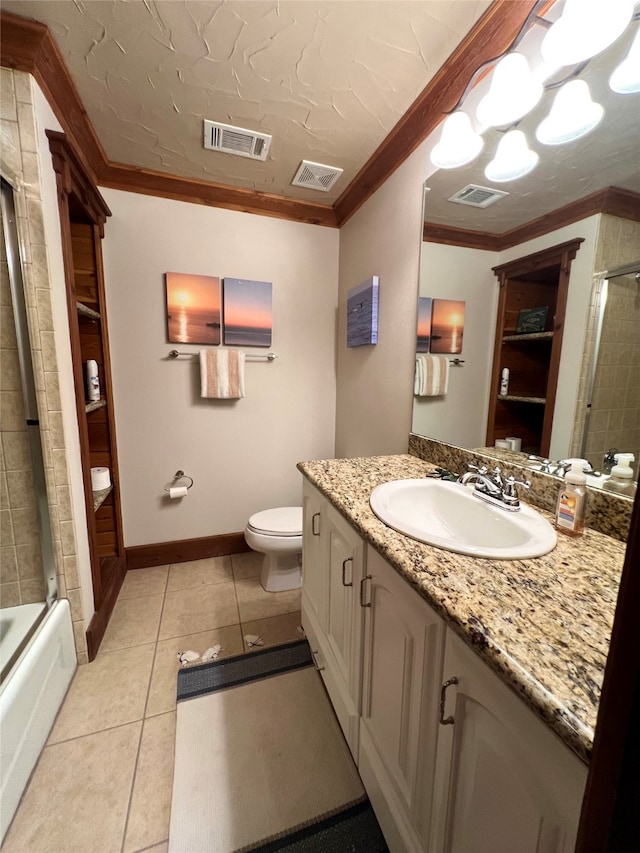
left=0, top=68, right=88, bottom=663
left=571, top=214, right=640, bottom=477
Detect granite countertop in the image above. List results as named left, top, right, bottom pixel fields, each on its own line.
left=298, top=454, right=626, bottom=764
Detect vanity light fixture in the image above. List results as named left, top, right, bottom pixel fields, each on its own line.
left=484, top=130, right=539, bottom=183
left=540, top=0, right=635, bottom=67
left=430, top=112, right=484, bottom=169
left=536, top=80, right=604, bottom=145
left=609, top=27, right=640, bottom=93
left=475, top=53, right=543, bottom=128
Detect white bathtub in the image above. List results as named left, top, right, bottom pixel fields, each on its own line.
left=0, top=599, right=76, bottom=842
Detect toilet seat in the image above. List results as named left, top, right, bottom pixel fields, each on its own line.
left=247, top=506, right=302, bottom=537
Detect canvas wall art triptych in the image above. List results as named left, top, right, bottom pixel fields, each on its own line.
left=166, top=273, right=273, bottom=347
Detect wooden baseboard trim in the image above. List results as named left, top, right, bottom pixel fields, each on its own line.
left=125, top=533, right=250, bottom=570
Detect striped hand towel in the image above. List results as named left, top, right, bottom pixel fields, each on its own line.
left=200, top=349, right=245, bottom=399
left=414, top=354, right=449, bottom=396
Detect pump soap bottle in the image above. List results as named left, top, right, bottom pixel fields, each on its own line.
left=555, top=462, right=587, bottom=537
left=603, top=453, right=637, bottom=497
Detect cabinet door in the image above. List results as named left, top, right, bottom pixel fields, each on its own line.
left=323, top=504, right=365, bottom=756
left=359, top=547, right=445, bottom=852
left=301, top=480, right=328, bottom=632
left=430, top=629, right=587, bottom=853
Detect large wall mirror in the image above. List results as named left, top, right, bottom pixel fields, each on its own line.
left=413, top=7, right=640, bottom=491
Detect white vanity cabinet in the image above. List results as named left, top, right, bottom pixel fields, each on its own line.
left=301, top=480, right=365, bottom=759
left=300, top=479, right=587, bottom=853
left=429, top=629, right=587, bottom=853
left=358, top=548, right=446, bottom=853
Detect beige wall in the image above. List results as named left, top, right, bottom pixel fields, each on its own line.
left=335, top=142, right=427, bottom=458
left=100, top=189, right=338, bottom=547
left=1, top=69, right=90, bottom=661
left=413, top=242, right=498, bottom=448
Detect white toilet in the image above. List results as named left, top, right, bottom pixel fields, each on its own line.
left=244, top=506, right=303, bottom=592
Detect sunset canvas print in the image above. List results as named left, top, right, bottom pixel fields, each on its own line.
left=430, top=299, right=465, bottom=354
left=416, top=297, right=432, bottom=352
left=166, top=272, right=221, bottom=345
left=223, top=278, right=273, bottom=347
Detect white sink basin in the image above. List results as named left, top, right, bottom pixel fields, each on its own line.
left=369, top=479, right=556, bottom=560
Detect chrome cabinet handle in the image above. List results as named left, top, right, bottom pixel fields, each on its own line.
left=342, top=557, right=353, bottom=587
left=312, top=512, right=320, bottom=536
left=359, top=575, right=372, bottom=607
left=439, top=677, right=459, bottom=725
left=311, top=649, right=324, bottom=672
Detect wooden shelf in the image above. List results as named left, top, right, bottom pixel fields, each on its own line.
left=76, top=301, right=101, bottom=320
left=498, top=394, right=546, bottom=404
left=85, top=398, right=107, bottom=414
left=92, top=485, right=112, bottom=512
left=502, top=331, right=554, bottom=342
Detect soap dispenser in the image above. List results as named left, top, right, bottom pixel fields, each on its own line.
left=555, top=462, right=587, bottom=537
left=603, top=453, right=637, bottom=497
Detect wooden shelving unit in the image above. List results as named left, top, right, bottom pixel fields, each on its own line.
left=486, top=239, right=583, bottom=456
left=48, top=131, right=126, bottom=660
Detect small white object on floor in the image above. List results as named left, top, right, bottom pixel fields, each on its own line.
left=201, top=644, right=222, bottom=662
left=177, top=650, right=200, bottom=667
left=245, top=634, right=264, bottom=648
left=297, top=626, right=306, bottom=638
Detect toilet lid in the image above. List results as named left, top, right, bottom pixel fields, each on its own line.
left=248, top=506, right=303, bottom=536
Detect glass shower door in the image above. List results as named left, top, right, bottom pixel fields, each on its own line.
left=1, top=177, right=57, bottom=682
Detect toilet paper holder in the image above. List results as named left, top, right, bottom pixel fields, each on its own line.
left=164, top=470, right=194, bottom=493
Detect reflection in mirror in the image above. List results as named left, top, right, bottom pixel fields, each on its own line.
left=574, top=261, right=640, bottom=479
left=412, top=6, right=640, bottom=492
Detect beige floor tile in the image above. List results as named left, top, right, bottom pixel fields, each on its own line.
left=3, top=722, right=142, bottom=853
left=235, top=575, right=302, bottom=622
left=230, top=549, right=262, bottom=579
left=146, top=624, right=244, bottom=717
left=119, top=565, right=169, bottom=599
left=100, top=593, right=164, bottom=653
left=159, top=581, right=239, bottom=640
left=123, top=712, right=176, bottom=853
left=132, top=842, right=168, bottom=853
left=166, top=556, right=233, bottom=591
left=49, top=644, right=155, bottom=743
left=241, top=611, right=303, bottom=651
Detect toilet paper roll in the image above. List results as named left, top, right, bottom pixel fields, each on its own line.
left=91, top=466, right=111, bottom=491
left=169, top=486, right=189, bottom=499
left=505, top=437, right=522, bottom=452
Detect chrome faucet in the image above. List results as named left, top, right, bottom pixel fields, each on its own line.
left=460, top=463, right=530, bottom=511
left=603, top=449, right=619, bottom=474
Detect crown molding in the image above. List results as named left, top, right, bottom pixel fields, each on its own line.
left=424, top=187, right=640, bottom=251
left=333, top=0, right=539, bottom=226
left=1, top=3, right=538, bottom=228
left=98, top=161, right=338, bottom=226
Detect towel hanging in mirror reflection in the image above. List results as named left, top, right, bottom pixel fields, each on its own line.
left=415, top=355, right=449, bottom=396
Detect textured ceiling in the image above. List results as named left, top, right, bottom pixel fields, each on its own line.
left=423, top=17, right=640, bottom=234
left=2, top=0, right=492, bottom=204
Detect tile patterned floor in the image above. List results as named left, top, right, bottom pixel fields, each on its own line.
left=3, top=552, right=302, bottom=853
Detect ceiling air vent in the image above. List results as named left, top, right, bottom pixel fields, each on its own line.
left=291, top=160, right=343, bottom=192
left=448, top=184, right=509, bottom=208
left=203, top=120, right=271, bottom=161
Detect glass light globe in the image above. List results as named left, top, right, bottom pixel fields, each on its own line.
left=610, top=28, right=640, bottom=94
left=485, top=131, right=539, bottom=183
left=476, top=53, right=543, bottom=128
left=541, top=0, right=634, bottom=66
left=430, top=112, right=484, bottom=169
left=536, top=80, right=604, bottom=145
